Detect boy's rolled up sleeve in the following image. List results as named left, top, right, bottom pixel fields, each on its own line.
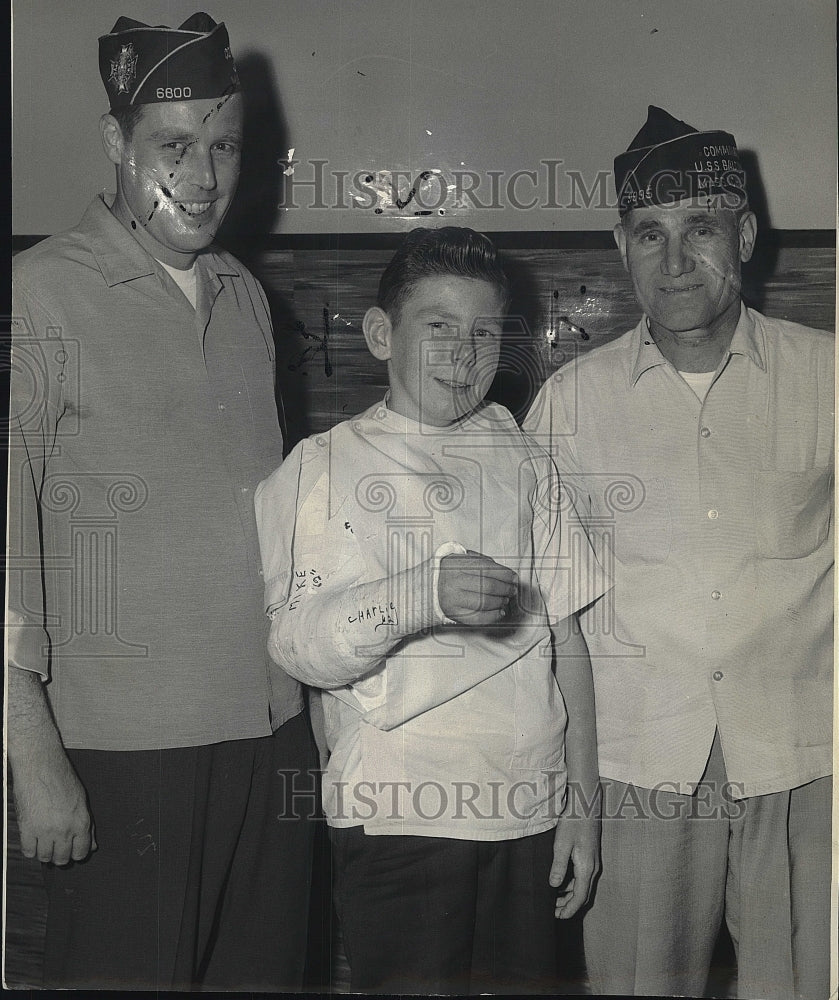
left=255, top=441, right=438, bottom=689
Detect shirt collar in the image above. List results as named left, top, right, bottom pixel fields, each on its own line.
left=628, top=319, right=670, bottom=386
left=629, top=302, right=766, bottom=387
left=82, top=194, right=239, bottom=286
left=357, top=395, right=510, bottom=435
left=726, top=304, right=767, bottom=371
left=375, top=395, right=462, bottom=435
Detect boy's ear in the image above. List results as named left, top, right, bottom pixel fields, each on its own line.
left=362, top=306, right=393, bottom=361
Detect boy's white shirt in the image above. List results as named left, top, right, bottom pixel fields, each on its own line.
left=255, top=399, right=610, bottom=839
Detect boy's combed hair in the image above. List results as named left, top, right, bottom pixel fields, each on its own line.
left=377, top=227, right=511, bottom=322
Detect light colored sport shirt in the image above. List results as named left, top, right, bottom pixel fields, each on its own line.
left=8, top=194, right=302, bottom=749
left=525, top=305, right=833, bottom=798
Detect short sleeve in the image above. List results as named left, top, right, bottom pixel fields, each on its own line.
left=6, top=275, right=69, bottom=677
left=525, top=368, right=591, bottom=521
left=526, top=439, right=610, bottom=623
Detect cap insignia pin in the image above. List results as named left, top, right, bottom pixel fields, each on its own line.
left=109, top=43, right=139, bottom=94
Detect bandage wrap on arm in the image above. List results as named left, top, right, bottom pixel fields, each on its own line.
left=256, top=443, right=459, bottom=688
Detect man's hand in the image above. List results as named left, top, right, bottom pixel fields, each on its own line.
left=550, top=813, right=600, bottom=919
left=7, top=665, right=96, bottom=866
left=12, top=743, right=96, bottom=866
left=438, top=550, right=518, bottom=626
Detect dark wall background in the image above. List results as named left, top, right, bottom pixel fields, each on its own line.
left=228, top=235, right=836, bottom=449
left=12, top=233, right=835, bottom=453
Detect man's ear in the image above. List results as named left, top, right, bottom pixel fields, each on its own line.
left=738, top=210, right=757, bottom=264
left=100, top=114, right=126, bottom=166
left=362, top=306, right=392, bottom=361
left=613, top=221, right=629, bottom=271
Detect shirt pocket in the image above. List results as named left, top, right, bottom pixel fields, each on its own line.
left=754, top=466, right=833, bottom=559
left=608, top=475, right=672, bottom=566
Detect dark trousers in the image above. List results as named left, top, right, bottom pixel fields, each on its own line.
left=42, top=713, right=316, bottom=991
left=331, top=825, right=559, bottom=995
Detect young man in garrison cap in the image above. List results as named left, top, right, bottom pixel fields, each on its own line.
left=526, top=106, right=832, bottom=999
left=7, top=13, right=314, bottom=990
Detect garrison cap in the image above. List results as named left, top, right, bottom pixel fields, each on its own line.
left=99, top=12, right=239, bottom=110
left=614, top=105, right=747, bottom=215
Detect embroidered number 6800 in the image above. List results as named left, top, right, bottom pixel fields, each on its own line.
left=156, top=86, right=192, bottom=99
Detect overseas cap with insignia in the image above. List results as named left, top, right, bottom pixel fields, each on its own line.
left=99, top=11, right=240, bottom=110
left=614, top=105, right=747, bottom=215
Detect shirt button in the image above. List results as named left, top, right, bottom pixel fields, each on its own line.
left=707, top=509, right=719, bottom=519
left=315, top=436, right=326, bottom=447
left=376, top=408, right=387, bottom=419
left=241, top=486, right=249, bottom=494
left=713, top=670, right=724, bottom=681
left=700, top=427, right=711, bottom=438
left=218, top=403, right=225, bottom=411
left=353, top=422, right=363, bottom=431
left=711, top=590, right=721, bottom=600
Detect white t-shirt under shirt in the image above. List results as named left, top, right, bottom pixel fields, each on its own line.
left=678, top=369, right=716, bottom=401
left=156, top=258, right=198, bottom=308
left=255, top=400, right=609, bottom=840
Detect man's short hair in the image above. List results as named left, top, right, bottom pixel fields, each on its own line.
left=109, top=104, right=145, bottom=141
left=377, top=227, right=510, bottom=323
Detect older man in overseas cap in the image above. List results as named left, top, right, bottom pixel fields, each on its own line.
left=526, top=106, right=832, bottom=999
left=8, top=13, right=314, bottom=990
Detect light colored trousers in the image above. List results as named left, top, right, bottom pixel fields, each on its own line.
left=584, top=733, right=831, bottom=999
